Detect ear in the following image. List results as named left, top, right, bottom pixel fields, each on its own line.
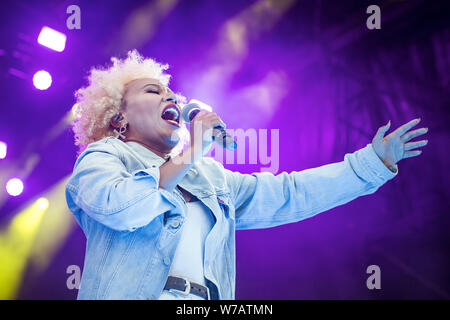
left=110, top=113, right=125, bottom=129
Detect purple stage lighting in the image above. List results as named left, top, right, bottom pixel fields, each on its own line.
left=0, top=141, right=6, bottom=159
left=33, top=70, right=52, bottom=90
left=6, top=178, right=24, bottom=196
left=37, top=26, right=66, bottom=52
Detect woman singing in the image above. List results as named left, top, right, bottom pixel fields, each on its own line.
left=65, top=50, right=428, bottom=300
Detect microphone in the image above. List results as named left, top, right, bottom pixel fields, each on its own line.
left=181, top=101, right=237, bottom=150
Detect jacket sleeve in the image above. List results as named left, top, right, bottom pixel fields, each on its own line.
left=223, top=143, right=398, bottom=230
left=65, top=141, right=185, bottom=232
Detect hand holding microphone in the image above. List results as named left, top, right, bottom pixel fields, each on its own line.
left=181, top=101, right=237, bottom=158
left=159, top=100, right=237, bottom=191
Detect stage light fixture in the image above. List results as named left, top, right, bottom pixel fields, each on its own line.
left=37, top=26, right=66, bottom=52
left=33, top=70, right=52, bottom=90
left=0, top=141, right=6, bottom=159
left=36, top=197, right=49, bottom=211
left=6, top=178, right=24, bottom=196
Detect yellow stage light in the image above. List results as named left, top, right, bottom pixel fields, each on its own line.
left=0, top=178, right=76, bottom=299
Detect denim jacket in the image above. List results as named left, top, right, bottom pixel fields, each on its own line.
left=65, top=136, right=397, bottom=300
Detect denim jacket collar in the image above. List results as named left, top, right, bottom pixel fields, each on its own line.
left=124, top=140, right=168, bottom=167
left=122, top=138, right=216, bottom=197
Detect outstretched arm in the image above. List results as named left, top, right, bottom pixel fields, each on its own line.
left=224, top=119, right=428, bottom=230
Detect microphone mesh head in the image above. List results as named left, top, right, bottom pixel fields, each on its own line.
left=181, top=103, right=201, bottom=123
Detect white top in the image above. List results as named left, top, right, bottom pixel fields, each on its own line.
left=167, top=200, right=215, bottom=286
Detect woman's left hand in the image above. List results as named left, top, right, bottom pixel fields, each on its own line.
left=372, top=118, right=428, bottom=171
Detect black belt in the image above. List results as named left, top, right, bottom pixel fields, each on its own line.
left=164, top=276, right=210, bottom=300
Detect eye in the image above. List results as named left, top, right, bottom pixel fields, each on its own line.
left=146, top=89, right=159, bottom=94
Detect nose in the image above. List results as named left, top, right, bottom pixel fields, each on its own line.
left=163, top=95, right=178, bottom=104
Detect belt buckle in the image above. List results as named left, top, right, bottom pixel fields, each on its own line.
left=172, top=277, right=210, bottom=300
left=178, top=277, right=191, bottom=296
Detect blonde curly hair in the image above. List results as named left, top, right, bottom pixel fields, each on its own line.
left=72, top=49, right=188, bottom=156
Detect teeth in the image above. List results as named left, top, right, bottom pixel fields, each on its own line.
left=161, top=106, right=180, bottom=123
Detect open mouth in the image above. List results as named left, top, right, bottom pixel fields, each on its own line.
left=161, top=104, right=181, bottom=127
